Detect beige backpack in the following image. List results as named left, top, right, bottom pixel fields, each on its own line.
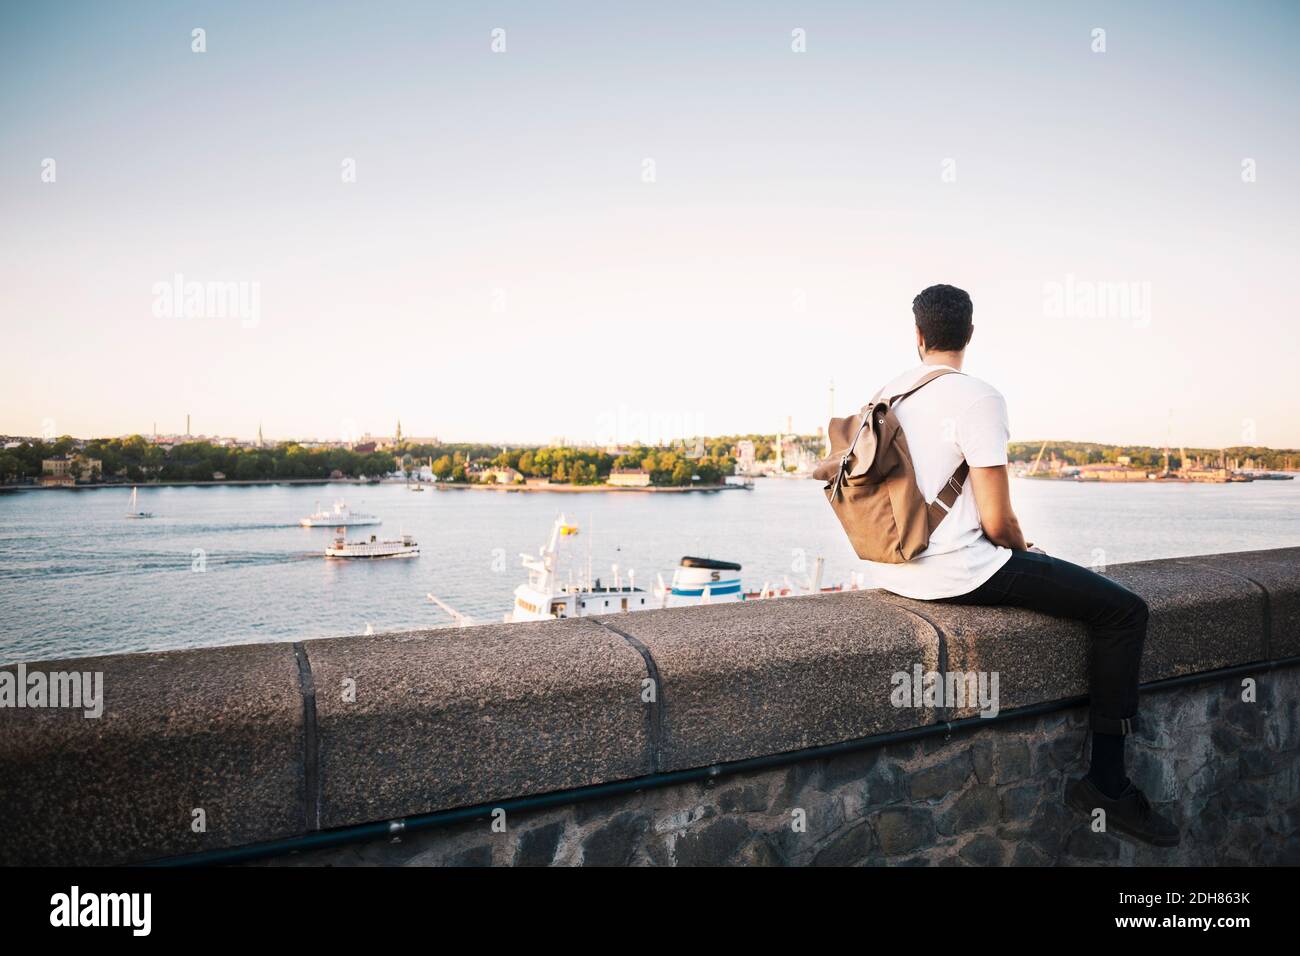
left=813, top=368, right=968, bottom=563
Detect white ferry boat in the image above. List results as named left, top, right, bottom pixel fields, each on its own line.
left=125, top=486, right=154, bottom=519
left=506, top=515, right=858, bottom=623
left=325, top=529, right=418, bottom=559
left=300, top=499, right=381, bottom=527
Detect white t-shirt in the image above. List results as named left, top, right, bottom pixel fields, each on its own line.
left=861, top=364, right=1013, bottom=600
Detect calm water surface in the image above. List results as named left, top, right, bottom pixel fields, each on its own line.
left=2, top=477, right=1298, bottom=663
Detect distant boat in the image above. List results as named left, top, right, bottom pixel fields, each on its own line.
left=125, top=487, right=154, bottom=519
left=325, top=528, right=418, bottom=559
left=300, top=499, right=381, bottom=527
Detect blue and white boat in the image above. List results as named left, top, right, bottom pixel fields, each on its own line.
left=656, top=557, right=744, bottom=607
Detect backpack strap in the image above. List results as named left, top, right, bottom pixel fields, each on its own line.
left=881, top=367, right=968, bottom=529
left=886, top=366, right=959, bottom=407
left=927, top=460, right=969, bottom=530
left=869, top=367, right=971, bottom=525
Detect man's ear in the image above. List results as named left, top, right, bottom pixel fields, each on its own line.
left=915, top=326, right=925, bottom=352
left=966, top=324, right=975, bottom=347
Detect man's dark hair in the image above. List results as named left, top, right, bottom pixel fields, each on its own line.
left=912, top=284, right=973, bottom=352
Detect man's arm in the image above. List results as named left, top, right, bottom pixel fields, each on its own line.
left=968, top=464, right=1028, bottom=551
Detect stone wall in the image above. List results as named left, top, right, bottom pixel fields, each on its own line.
left=259, top=667, right=1300, bottom=866
left=1, top=547, right=1297, bottom=866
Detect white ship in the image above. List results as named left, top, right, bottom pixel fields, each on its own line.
left=125, top=486, right=154, bottom=519
left=508, top=515, right=653, bottom=621
left=300, top=499, right=381, bottom=527
left=325, top=529, right=418, bottom=559
left=506, top=514, right=859, bottom=623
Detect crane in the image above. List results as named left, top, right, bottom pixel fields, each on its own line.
left=1028, top=440, right=1049, bottom=476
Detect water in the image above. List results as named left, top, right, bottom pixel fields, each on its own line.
left=2, top=477, right=1298, bottom=664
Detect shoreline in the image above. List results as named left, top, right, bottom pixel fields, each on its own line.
left=433, top=482, right=748, bottom=494
left=0, top=478, right=383, bottom=491
left=0, top=479, right=753, bottom=493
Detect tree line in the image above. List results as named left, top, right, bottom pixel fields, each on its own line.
left=0, top=436, right=742, bottom=486
left=1008, top=441, right=1299, bottom=470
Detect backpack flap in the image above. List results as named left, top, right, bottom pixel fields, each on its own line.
left=815, top=403, right=884, bottom=500
left=846, top=402, right=901, bottom=480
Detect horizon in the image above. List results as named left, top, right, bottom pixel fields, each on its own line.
left=3, top=2, right=1299, bottom=446
left=10, top=428, right=1299, bottom=456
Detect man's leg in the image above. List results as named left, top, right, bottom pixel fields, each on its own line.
left=937, top=550, right=1179, bottom=846
left=940, top=549, right=1147, bottom=750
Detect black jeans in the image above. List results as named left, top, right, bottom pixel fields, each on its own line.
left=936, top=550, right=1148, bottom=735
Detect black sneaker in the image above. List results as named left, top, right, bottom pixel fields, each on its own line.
left=1064, top=777, right=1181, bottom=848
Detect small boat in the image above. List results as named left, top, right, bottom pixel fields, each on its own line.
left=300, top=499, right=381, bottom=527
left=407, top=482, right=425, bottom=492
left=325, top=528, right=418, bottom=559
left=654, top=557, right=744, bottom=607
left=125, top=486, right=154, bottom=519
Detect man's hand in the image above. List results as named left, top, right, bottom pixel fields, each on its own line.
left=968, top=464, right=1028, bottom=550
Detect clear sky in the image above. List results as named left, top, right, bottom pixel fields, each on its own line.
left=2, top=1, right=1298, bottom=447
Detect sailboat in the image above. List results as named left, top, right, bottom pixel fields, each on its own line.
left=125, top=486, right=154, bottom=519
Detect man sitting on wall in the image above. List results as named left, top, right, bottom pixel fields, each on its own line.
left=859, top=284, right=1179, bottom=848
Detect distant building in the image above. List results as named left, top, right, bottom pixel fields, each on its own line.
left=1076, top=463, right=1150, bottom=482
left=469, top=465, right=523, bottom=485
left=735, top=440, right=756, bottom=475
left=608, top=468, right=651, bottom=488
left=41, top=456, right=101, bottom=486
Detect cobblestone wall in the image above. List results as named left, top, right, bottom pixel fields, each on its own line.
left=260, top=664, right=1300, bottom=866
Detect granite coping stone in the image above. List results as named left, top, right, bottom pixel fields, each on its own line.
left=0, top=643, right=304, bottom=865
left=880, top=556, right=1268, bottom=720
left=1174, top=547, right=1300, bottom=659
left=304, top=618, right=651, bottom=829
left=598, top=590, right=942, bottom=772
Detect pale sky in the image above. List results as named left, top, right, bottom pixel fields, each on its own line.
left=2, top=1, right=1298, bottom=447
